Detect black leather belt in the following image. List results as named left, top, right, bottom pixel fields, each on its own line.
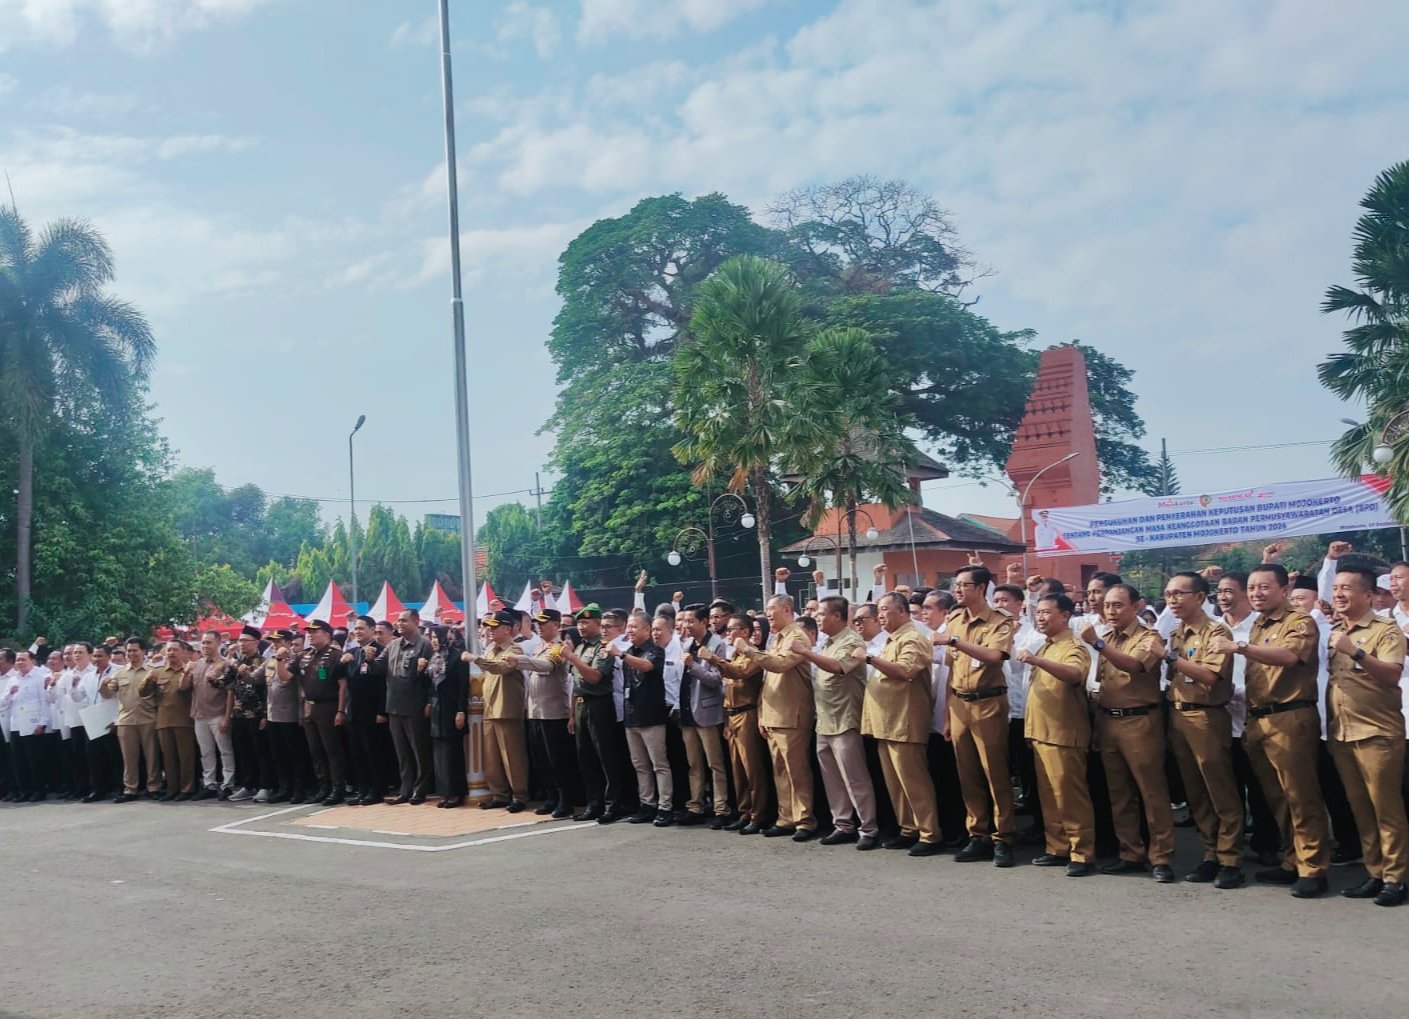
left=724, top=705, right=757, bottom=716
left=1171, top=701, right=1223, bottom=712
left=1099, top=705, right=1157, bottom=718
left=1248, top=699, right=1316, bottom=719
left=951, top=686, right=1007, bottom=703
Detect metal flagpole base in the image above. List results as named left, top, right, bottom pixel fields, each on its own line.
left=465, top=695, right=489, bottom=804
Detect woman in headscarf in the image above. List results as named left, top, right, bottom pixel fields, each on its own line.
left=427, top=626, right=469, bottom=808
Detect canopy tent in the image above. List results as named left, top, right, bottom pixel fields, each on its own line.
left=555, top=580, right=585, bottom=615
left=194, top=607, right=245, bottom=638
left=513, top=581, right=536, bottom=614
left=259, top=598, right=305, bottom=634
left=307, top=581, right=356, bottom=626
left=367, top=582, right=406, bottom=624
left=421, top=580, right=466, bottom=624
left=472, top=580, right=501, bottom=619
left=242, top=579, right=285, bottom=626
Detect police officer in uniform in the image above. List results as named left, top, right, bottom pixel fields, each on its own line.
left=278, top=619, right=348, bottom=806
left=945, top=565, right=1018, bottom=867
left=1163, top=571, right=1242, bottom=889
left=1327, top=564, right=1409, bottom=907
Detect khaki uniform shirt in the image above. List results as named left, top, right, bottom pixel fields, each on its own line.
left=945, top=605, right=1015, bottom=694
left=1023, top=631, right=1092, bottom=748
left=861, top=620, right=934, bottom=745
left=521, top=642, right=573, bottom=720
left=104, top=664, right=158, bottom=726
left=189, top=656, right=233, bottom=721
left=1167, top=613, right=1234, bottom=706
left=478, top=640, right=527, bottom=721
left=1245, top=605, right=1319, bottom=708
left=814, top=627, right=868, bottom=736
left=718, top=651, right=763, bottom=710
left=1095, top=620, right=1164, bottom=709
left=743, top=622, right=815, bottom=730
left=1327, top=611, right=1407, bottom=742
left=152, top=664, right=194, bottom=729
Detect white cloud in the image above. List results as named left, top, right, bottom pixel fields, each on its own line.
left=388, top=14, right=439, bottom=49
left=577, top=0, right=765, bottom=42
left=0, top=0, right=277, bottom=53
left=497, top=1, right=561, bottom=58
left=0, top=71, right=16, bottom=95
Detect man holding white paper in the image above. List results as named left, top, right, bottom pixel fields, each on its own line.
left=3, top=650, right=51, bottom=801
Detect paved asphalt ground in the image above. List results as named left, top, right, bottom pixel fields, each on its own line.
left=0, top=799, right=1402, bottom=1019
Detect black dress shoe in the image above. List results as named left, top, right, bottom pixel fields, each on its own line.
left=940, top=835, right=968, bottom=850
left=762, top=825, right=796, bottom=838
left=388, top=794, right=413, bottom=805
left=1290, top=875, right=1328, bottom=898
left=1032, top=853, right=1069, bottom=867
left=739, top=822, right=764, bottom=835
left=678, top=811, right=707, bottom=826
left=222, top=788, right=236, bottom=801
left=574, top=808, right=601, bottom=822
left=856, top=835, right=880, bottom=851
left=441, top=797, right=464, bottom=809
left=1152, top=865, right=1176, bottom=883
left=993, top=841, right=1015, bottom=868
left=954, top=836, right=994, bottom=862
left=1184, top=860, right=1220, bottom=883
left=1100, top=859, right=1147, bottom=875
left=113, top=793, right=137, bottom=803
left=534, top=802, right=555, bottom=816
left=1255, top=850, right=1282, bottom=867
left=505, top=800, right=526, bottom=813
left=627, top=808, right=655, bottom=824
left=1066, top=861, right=1096, bottom=877
left=653, top=810, right=675, bottom=827
left=722, top=817, right=745, bottom=831
left=1331, top=845, right=1362, bottom=867
left=882, top=834, right=919, bottom=850
left=409, top=794, right=427, bottom=806
left=791, top=828, right=818, bottom=843
left=1374, top=881, right=1407, bottom=907
left=908, top=840, right=945, bottom=857
left=708, top=815, right=730, bottom=830
left=322, top=794, right=346, bottom=806
left=81, top=792, right=103, bottom=803
left=596, top=811, right=620, bottom=825
left=1015, top=827, right=1045, bottom=847
left=478, top=798, right=508, bottom=809
left=159, top=792, right=177, bottom=802
left=1343, top=877, right=1384, bottom=899
left=1213, top=866, right=1245, bottom=889
left=551, top=806, right=574, bottom=819
left=820, top=830, right=859, bottom=846
left=1255, top=866, right=1298, bottom=885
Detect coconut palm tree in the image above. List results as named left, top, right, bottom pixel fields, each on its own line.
left=0, top=206, right=155, bottom=631
left=1319, top=161, right=1409, bottom=520
left=672, top=255, right=827, bottom=603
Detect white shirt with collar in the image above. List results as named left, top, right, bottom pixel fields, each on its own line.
left=1007, top=617, right=1046, bottom=719
left=930, top=624, right=949, bottom=735
left=2, top=669, right=50, bottom=736
left=1073, top=612, right=1110, bottom=695
left=1220, top=610, right=1259, bottom=739
left=1393, top=603, right=1409, bottom=724
left=609, top=633, right=629, bottom=723
left=662, top=635, right=683, bottom=711
left=1310, top=606, right=1334, bottom=740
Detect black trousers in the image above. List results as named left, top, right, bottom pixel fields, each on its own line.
left=433, top=735, right=467, bottom=798
left=575, top=697, right=623, bottom=813
left=42, top=732, right=65, bottom=793
left=865, top=734, right=898, bottom=837
left=304, top=702, right=346, bottom=793
left=266, top=721, right=306, bottom=794
left=85, top=732, right=121, bottom=798
left=231, top=717, right=275, bottom=792
left=388, top=712, right=432, bottom=798
left=68, top=728, right=91, bottom=796
left=347, top=720, right=388, bottom=796
left=924, top=732, right=968, bottom=843
left=529, top=717, right=578, bottom=808
left=8, top=736, right=36, bottom=798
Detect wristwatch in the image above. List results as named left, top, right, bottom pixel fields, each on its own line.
left=1236, top=640, right=1248, bottom=652
left=1164, top=649, right=1180, bottom=665
left=1092, top=639, right=1106, bottom=652
left=1352, top=648, right=1367, bottom=663
left=948, top=636, right=959, bottom=648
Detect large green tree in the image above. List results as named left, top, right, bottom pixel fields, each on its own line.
left=0, top=206, right=156, bottom=631
left=1319, top=160, right=1409, bottom=522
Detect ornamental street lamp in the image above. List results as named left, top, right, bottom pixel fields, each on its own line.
left=666, top=493, right=755, bottom=599
left=348, top=413, right=366, bottom=606
left=1019, top=452, right=1081, bottom=579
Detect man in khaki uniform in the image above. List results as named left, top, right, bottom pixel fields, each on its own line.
left=100, top=638, right=160, bottom=802
left=736, top=594, right=817, bottom=841
left=1084, top=583, right=1175, bottom=882
left=1326, top=565, right=1408, bottom=907
left=152, top=641, right=198, bottom=800
left=1018, top=593, right=1096, bottom=876
left=860, top=591, right=939, bottom=855
left=1163, top=571, right=1243, bottom=889
left=799, top=596, right=879, bottom=849
left=945, top=565, right=1017, bottom=867
left=472, top=609, right=530, bottom=812
left=1212, top=563, right=1329, bottom=898
left=702, top=612, right=770, bottom=833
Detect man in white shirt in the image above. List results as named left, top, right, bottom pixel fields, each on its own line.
left=3, top=650, right=51, bottom=801
left=601, top=609, right=640, bottom=816
left=994, top=583, right=1046, bottom=845
left=1217, top=572, right=1279, bottom=867
left=921, top=590, right=966, bottom=846
left=63, top=643, right=101, bottom=800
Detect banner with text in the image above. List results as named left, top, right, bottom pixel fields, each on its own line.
left=1033, top=476, right=1397, bottom=556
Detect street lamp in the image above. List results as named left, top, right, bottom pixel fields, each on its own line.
left=665, top=493, right=755, bottom=599
left=348, top=413, right=366, bottom=607
left=1019, top=452, right=1081, bottom=578
left=795, top=534, right=840, bottom=569
left=1345, top=412, right=1409, bottom=559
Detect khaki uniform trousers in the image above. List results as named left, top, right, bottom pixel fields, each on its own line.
left=681, top=724, right=729, bottom=817
left=1244, top=707, right=1330, bottom=876
left=116, top=723, right=160, bottom=795
left=766, top=725, right=815, bottom=831
left=1329, top=735, right=1409, bottom=884
left=156, top=725, right=198, bottom=795
left=1032, top=742, right=1096, bottom=861
left=483, top=717, right=529, bottom=802
left=1097, top=711, right=1175, bottom=865
left=725, top=709, right=770, bottom=824
left=877, top=738, right=937, bottom=843
left=948, top=698, right=1014, bottom=841
left=1169, top=706, right=1244, bottom=866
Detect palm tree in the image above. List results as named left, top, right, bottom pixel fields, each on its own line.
left=789, top=326, right=918, bottom=596
left=0, top=206, right=155, bottom=631
left=672, top=255, right=827, bottom=603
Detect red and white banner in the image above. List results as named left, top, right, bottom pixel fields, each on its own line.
left=1034, top=476, right=1397, bottom=556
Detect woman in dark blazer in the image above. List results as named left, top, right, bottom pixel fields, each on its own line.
left=427, top=626, right=469, bottom=808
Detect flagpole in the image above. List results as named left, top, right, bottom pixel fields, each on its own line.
left=436, top=0, right=480, bottom=657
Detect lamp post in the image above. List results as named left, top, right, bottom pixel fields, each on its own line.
left=1019, top=452, right=1081, bottom=579
left=665, top=493, right=755, bottom=599
left=348, top=413, right=366, bottom=607
left=1345, top=412, right=1409, bottom=561
left=840, top=506, right=881, bottom=596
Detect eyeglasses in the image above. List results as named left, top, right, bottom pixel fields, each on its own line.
left=854, top=615, right=876, bottom=623
left=1163, top=588, right=1197, bottom=599
left=951, top=581, right=977, bottom=590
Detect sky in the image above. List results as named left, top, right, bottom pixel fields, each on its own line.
left=3, top=0, right=1408, bottom=537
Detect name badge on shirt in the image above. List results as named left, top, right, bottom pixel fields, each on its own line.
left=970, top=656, right=984, bottom=670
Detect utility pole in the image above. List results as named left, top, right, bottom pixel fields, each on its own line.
left=532, top=471, right=544, bottom=529
left=1160, top=437, right=1171, bottom=588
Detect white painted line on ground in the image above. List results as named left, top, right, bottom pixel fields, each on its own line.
left=208, top=805, right=304, bottom=831
left=210, top=820, right=595, bottom=852
left=372, top=829, right=412, bottom=836
left=303, top=824, right=340, bottom=830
